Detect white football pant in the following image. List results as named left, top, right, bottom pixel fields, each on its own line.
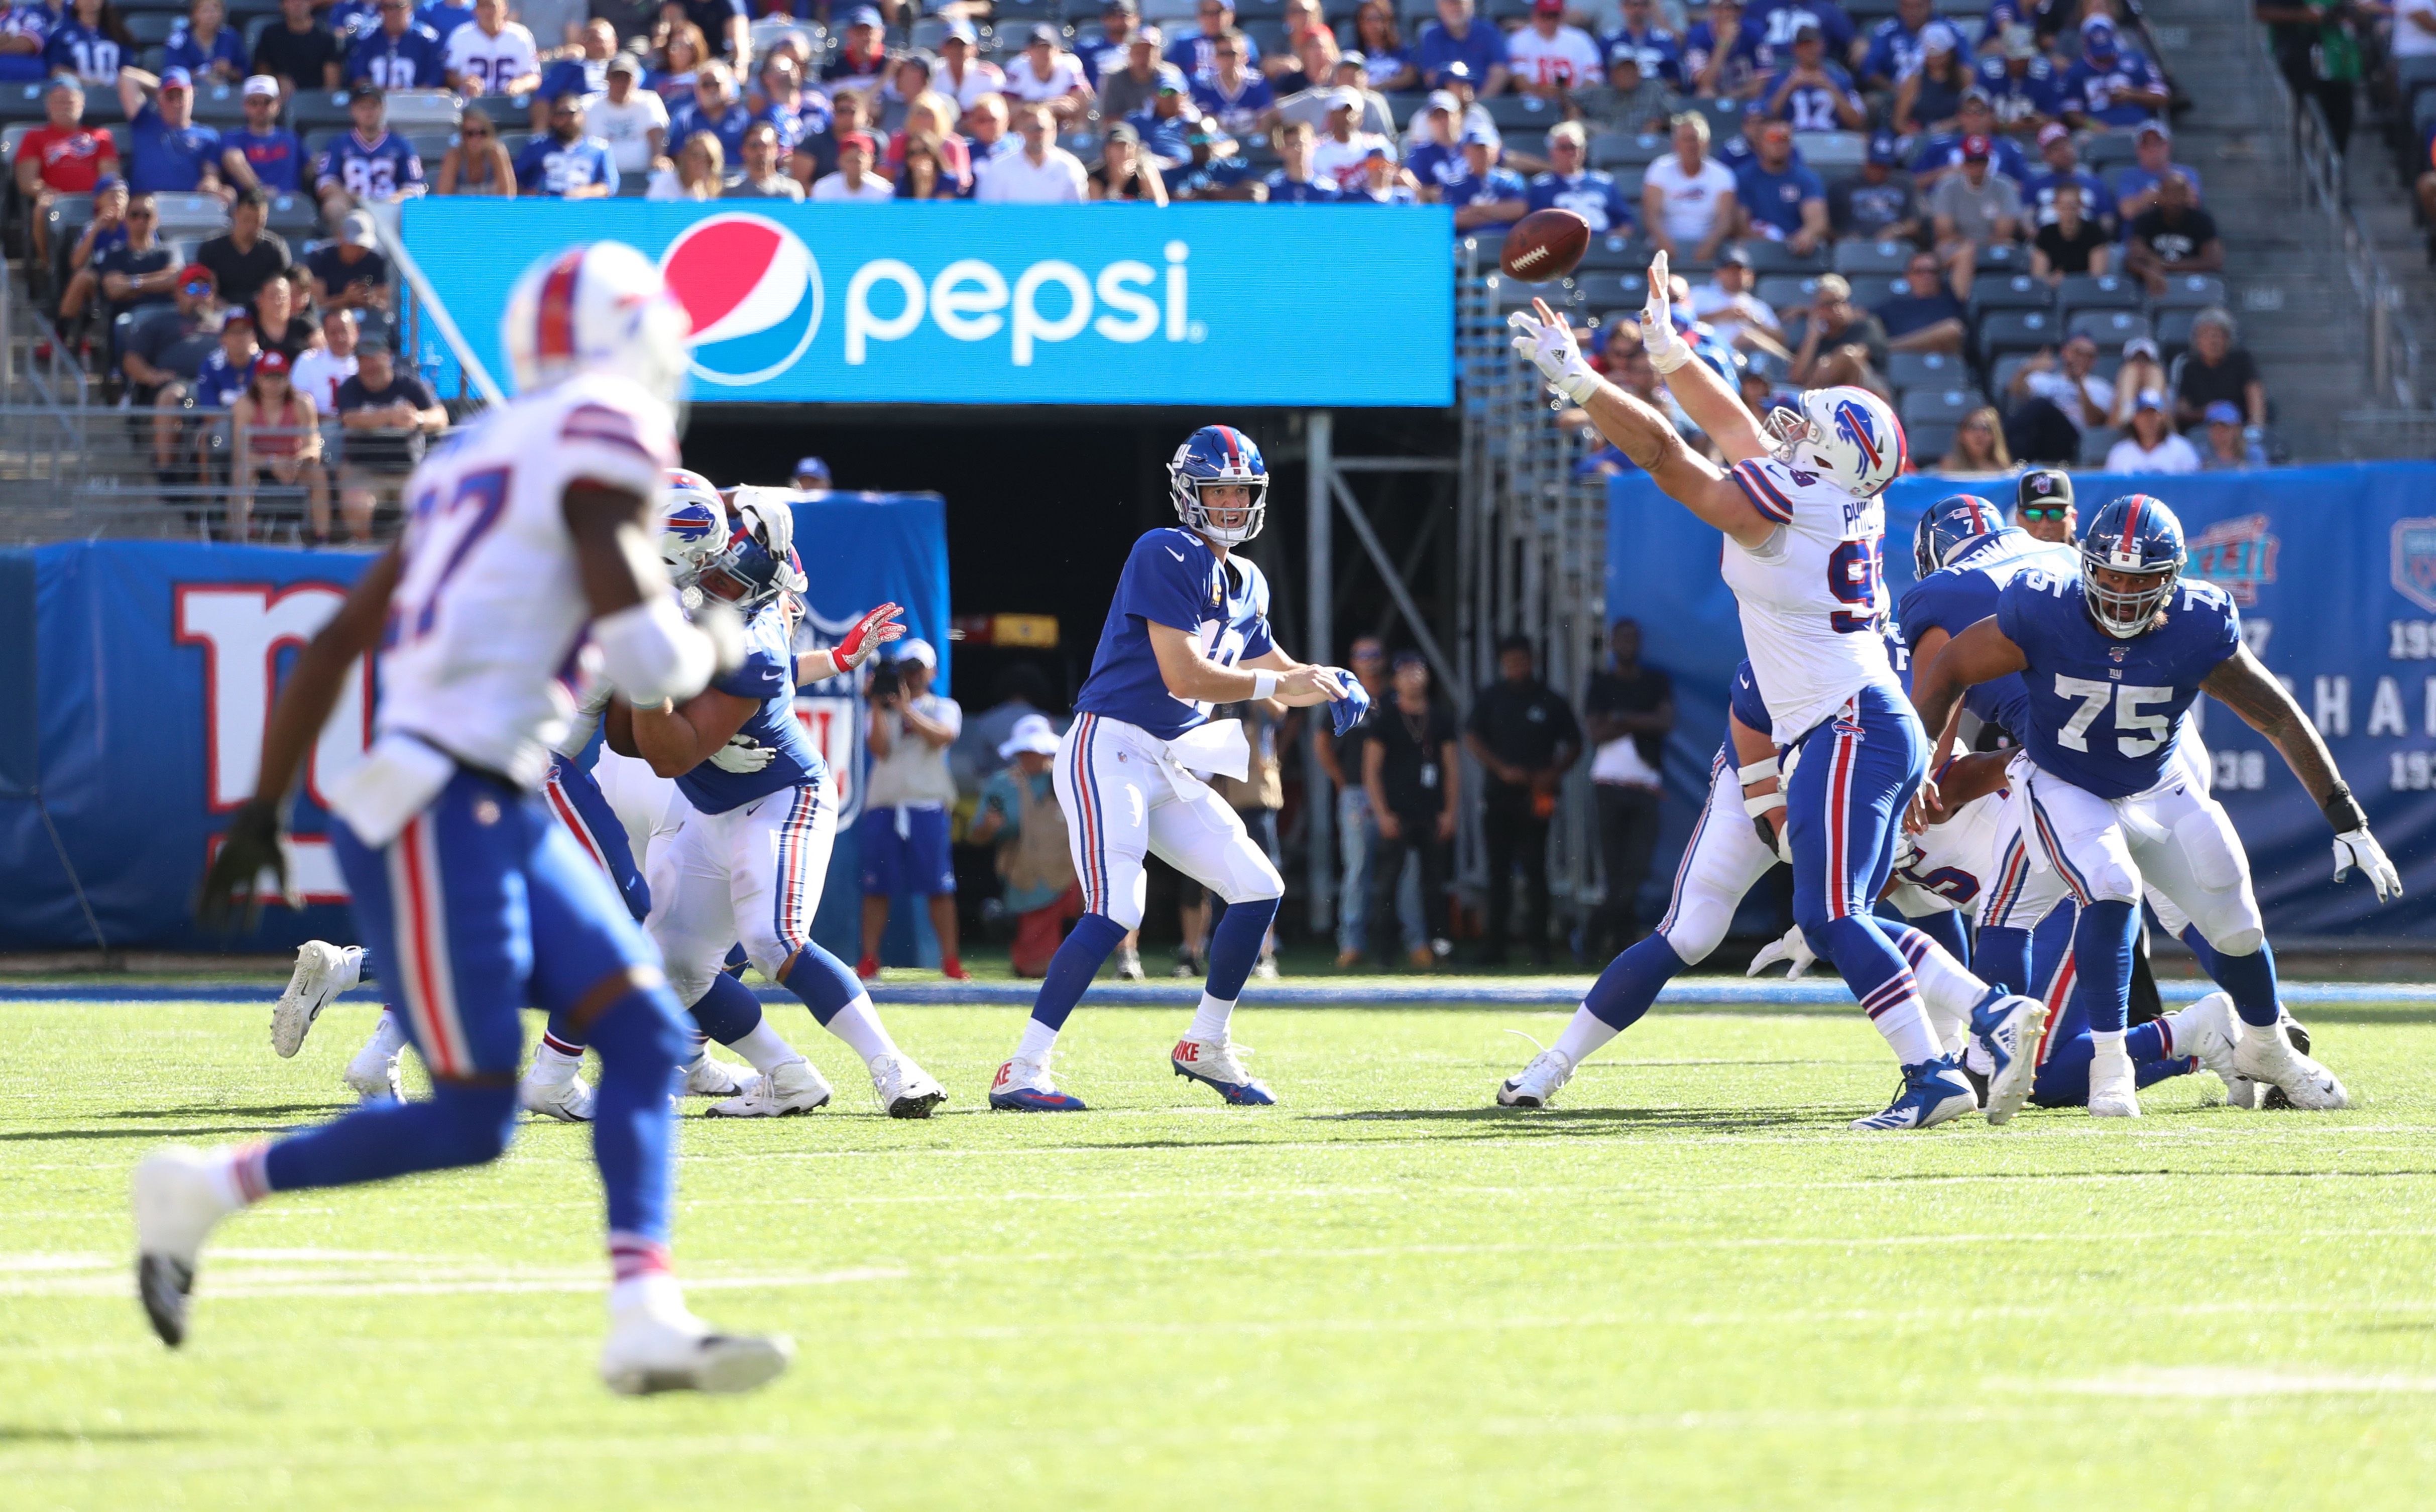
left=644, top=780, right=836, bottom=1006
left=1055, top=712, right=1283, bottom=932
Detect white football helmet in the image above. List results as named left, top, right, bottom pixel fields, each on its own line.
left=1761, top=386, right=1906, bottom=499
left=659, top=468, right=728, bottom=583
left=502, top=241, right=691, bottom=405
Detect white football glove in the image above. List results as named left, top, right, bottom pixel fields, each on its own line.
left=732, top=488, right=795, bottom=559
left=1640, top=250, right=1692, bottom=374
left=2333, top=827, right=2402, bottom=902
left=708, top=736, right=775, bottom=773
left=1505, top=305, right=1600, bottom=405
left=1746, top=923, right=1816, bottom=980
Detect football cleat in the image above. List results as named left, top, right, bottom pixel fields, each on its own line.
left=599, top=1306, right=793, bottom=1397
left=519, top=1068, right=596, bottom=1122
left=2161, top=991, right=2244, bottom=1097
left=1172, top=1036, right=1274, bottom=1105
left=1850, top=1058, right=1976, bottom=1131
left=1496, top=1046, right=1578, bottom=1108
left=677, top=1052, right=755, bottom=1099
left=2224, top=1009, right=2307, bottom=1109
left=132, top=1146, right=243, bottom=1348
left=2232, top=1013, right=2347, bottom=1110
left=988, top=1054, right=1086, bottom=1111
left=1114, top=947, right=1147, bottom=982
left=271, top=941, right=358, bottom=1058
left=343, top=1034, right=405, bottom=1102
left=2087, top=1039, right=2141, bottom=1117
left=868, top=1054, right=947, bottom=1118
left=1970, top=992, right=2048, bottom=1126
left=705, top=1059, right=833, bottom=1117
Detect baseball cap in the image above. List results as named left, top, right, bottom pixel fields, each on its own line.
left=2136, top=119, right=2171, bottom=141
left=2082, top=18, right=2117, bottom=53
left=1533, top=0, right=1562, bottom=12
left=93, top=172, right=121, bottom=193
left=1717, top=244, right=1753, bottom=268
left=2015, top=469, right=2072, bottom=510
left=942, top=18, right=977, bottom=42
left=2133, top=388, right=2165, bottom=413
left=221, top=308, right=253, bottom=329
left=2037, top=122, right=2069, bottom=147
left=1922, top=20, right=1959, bottom=54
left=1866, top=131, right=1899, bottom=166
left=242, top=73, right=280, bottom=99
left=1330, top=85, right=1364, bottom=111
left=605, top=52, right=641, bottom=75
left=159, top=66, right=193, bottom=91
left=1339, top=49, right=1369, bottom=70
left=836, top=130, right=876, bottom=153
left=1460, top=122, right=1497, bottom=146
left=845, top=4, right=883, bottom=26
left=895, top=637, right=937, bottom=670
left=1426, top=89, right=1462, bottom=115
left=341, top=209, right=377, bottom=248
left=350, top=80, right=383, bottom=102
left=997, top=714, right=1060, bottom=760
left=1104, top=120, right=1139, bottom=144
left=2123, top=335, right=2159, bottom=359
left=178, top=264, right=215, bottom=293
left=254, top=348, right=290, bottom=377
left=1434, top=61, right=1473, bottom=86
left=1788, top=12, right=1820, bottom=36
left=1961, top=134, right=1992, bottom=161
left=1105, top=0, right=1138, bottom=11
left=1027, top=22, right=1058, bottom=44
left=1959, top=86, right=1993, bottom=109
left=1131, top=25, right=1163, bottom=46
left=1155, top=67, right=1189, bottom=94
left=792, top=455, right=830, bottom=482
left=2203, top=401, right=2242, bottom=425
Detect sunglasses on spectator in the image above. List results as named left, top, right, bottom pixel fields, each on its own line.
left=2018, top=505, right=2069, bottom=521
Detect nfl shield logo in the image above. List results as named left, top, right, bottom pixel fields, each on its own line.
left=2109, top=645, right=2127, bottom=663
left=2395, top=518, right=2436, bottom=614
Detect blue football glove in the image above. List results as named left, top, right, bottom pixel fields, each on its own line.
left=1328, top=669, right=1372, bottom=736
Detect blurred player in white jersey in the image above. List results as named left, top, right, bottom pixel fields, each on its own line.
left=166, top=242, right=790, bottom=1394
left=1507, top=252, right=2047, bottom=1130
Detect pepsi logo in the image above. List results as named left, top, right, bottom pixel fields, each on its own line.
left=659, top=213, right=824, bottom=387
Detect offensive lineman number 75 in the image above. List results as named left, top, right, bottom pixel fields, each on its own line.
left=2053, top=675, right=2174, bottom=757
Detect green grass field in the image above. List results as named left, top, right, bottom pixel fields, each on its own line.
left=8, top=992, right=2436, bottom=1510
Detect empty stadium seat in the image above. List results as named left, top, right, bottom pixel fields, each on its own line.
left=2068, top=308, right=2151, bottom=345
left=1793, top=131, right=1866, bottom=171
left=1755, top=274, right=1818, bottom=310
left=152, top=191, right=230, bottom=236
left=126, top=11, right=179, bottom=45
left=1899, top=387, right=1986, bottom=426
left=2081, top=132, right=2139, bottom=171
left=0, top=82, right=50, bottom=123
left=1573, top=231, right=1644, bottom=271
left=2149, top=273, right=2226, bottom=310
left=1571, top=272, right=1646, bottom=310
left=2056, top=273, right=2141, bottom=315
left=1974, top=242, right=2025, bottom=275
left=1969, top=273, right=2053, bottom=314
left=290, top=91, right=356, bottom=131
left=384, top=91, right=463, bottom=129
left=1832, top=240, right=1912, bottom=276
left=1977, top=308, right=2060, bottom=356
left=1739, top=240, right=1826, bottom=274
left=265, top=192, right=317, bottom=233
left=1381, top=92, right=1428, bottom=130
left=1908, top=420, right=1958, bottom=461
left=2153, top=307, right=2200, bottom=353
left=191, top=83, right=250, bottom=124
left=1242, top=19, right=1291, bottom=57
left=1489, top=275, right=1574, bottom=312
left=1888, top=350, right=1964, bottom=390
left=1482, top=94, right=1564, bottom=132
left=1590, top=132, right=1665, bottom=170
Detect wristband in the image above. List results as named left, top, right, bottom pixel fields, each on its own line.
left=1743, top=792, right=1784, bottom=819
left=1252, top=670, right=1279, bottom=700
left=2322, top=781, right=2367, bottom=834
left=1646, top=334, right=1694, bottom=374
left=1735, top=757, right=1779, bottom=785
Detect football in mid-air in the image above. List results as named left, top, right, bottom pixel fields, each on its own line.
left=1499, top=209, right=1591, bottom=283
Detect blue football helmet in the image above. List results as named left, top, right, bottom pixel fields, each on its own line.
left=1911, top=492, right=2007, bottom=579
left=2078, top=494, right=2185, bottom=638
left=659, top=468, right=727, bottom=583
left=1169, top=424, right=1267, bottom=545
left=695, top=524, right=807, bottom=616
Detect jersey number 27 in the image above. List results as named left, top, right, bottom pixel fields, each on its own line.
left=2053, top=675, right=2173, bottom=757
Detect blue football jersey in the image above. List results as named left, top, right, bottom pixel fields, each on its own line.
left=344, top=23, right=448, bottom=89
left=1897, top=528, right=2077, bottom=738
left=675, top=604, right=825, bottom=815
left=1525, top=169, right=1633, bottom=234
left=1995, top=568, right=2240, bottom=800
left=1075, top=527, right=1277, bottom=742
left=317, top=129, right=425, bottom=200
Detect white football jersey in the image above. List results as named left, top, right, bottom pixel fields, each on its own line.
left=376, top=372, right=678, bottom=789
left=1718, top=455, right=1900, bottom=741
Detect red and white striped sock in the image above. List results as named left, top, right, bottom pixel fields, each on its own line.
left=217, top=1142, right=274, bottom=1206
left=607, top=1233, right=680, bottom=1315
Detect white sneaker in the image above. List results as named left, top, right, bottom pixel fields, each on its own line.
left=868, top=1054, right=946, bottom=1118
left=2162, top=991, right=2244, bottom=1097
left=132, top=1146, right=243, bottom=1347
left=598, top=1304, right=793, bottom=1397
left=271, top=942, right=358, bottom=1058
left=677, top=1052, right=754, bottom=1099
left=343, top=1032, right=405, bottom=1102
left=706, top=1059, right=833, bottom=1117
left=2088, top=1039, right=2141, bottom=1117
left=2232, top=1017, right=2349, bottom=1110
left=520, top=1067, right=596, bottom=1122
left=1496, top=1047, right=1577, bottom=1108
left=1114, top=947, right=1146, bottom=983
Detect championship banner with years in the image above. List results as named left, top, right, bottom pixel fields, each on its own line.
left=1606, top=461, right=2436, bottom=939
left=0, top=492, right=948, bottom=954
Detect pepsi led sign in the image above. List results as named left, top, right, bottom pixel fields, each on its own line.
left=400, top=200, right=1454, bottom=407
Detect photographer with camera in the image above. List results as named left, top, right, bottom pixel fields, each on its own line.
left=856, top=639, right=968, bottom=981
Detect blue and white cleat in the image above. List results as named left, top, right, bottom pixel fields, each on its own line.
left=988, top=1054, right=1087, bottom=1111
left=1968, top=991, right=2049, bottom=1126
left=1172, top=1036, right=1274, bottom=1105
left=1850, top=1057, right=1977, bottom=1131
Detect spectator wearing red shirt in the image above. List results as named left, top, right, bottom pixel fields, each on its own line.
left=14, top=77, right=120, bottom=274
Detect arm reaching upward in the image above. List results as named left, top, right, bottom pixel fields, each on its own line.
left=1641, top=251, right=1770, bottom=464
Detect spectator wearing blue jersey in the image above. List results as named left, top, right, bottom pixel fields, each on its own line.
left=219, top=74, right=305, bottom=192
left=1891, top=25, right=1968, bottom=136
left=1440, top=123, right=1525, bottom=228
left=415, top=0, right=472, bottom=45
left=0, top=1, right=55, bottom=87
left=666, top=61, right=753, bottom=165
left=2111, top=119, right=2199, bottom=222
left=1189, top=32, right=1272, bottom=138
left=1125, top=71, right=1197, bottom=169
left=343, top=0, right=446, bottom=90
left=750, top=51, right=820, bottom=183
left=516, top=93, right=617, bottom=196
left=314, top=83, right=424, bottom=225
left=533, top=17, right=614, bottom=119
left=1076, top=0, right=1140, bottom=89
left=2058, top=18, right=2165, bottom=130
left=1683, top=0, right=1757, bottom=98
left=1760, top=15, right=1863, bottom=130
left=1747, top=0, right=1857, bottom=70
left=1857, top=0, right=1942, bottom=90
left=1417, top=0, right=1509, bottom=98
left=324, top=0, right=380, bottom=45
left=1526, top=122, right=1634, bottom=233
left=1973, top=25, right=2060, bottom=135
left=1732, top=118, right=1825, bottom=253
left=1261, top=118, right=1339, bottom=201
left=1908, top=89, right=2026, bottom=186
left=1352, top=0, right=1418, bottom=91
left=2022, top=120, right=2112, bottom=228
left=46, top=0, right=130, bottom=88
left=166, top=0, right=248, bottom=83
left=1166, top=0, right=1256, bottom=82
left=1601, top=0, right=1683, bottom=87
left=118, top=66, right=228, bottom=198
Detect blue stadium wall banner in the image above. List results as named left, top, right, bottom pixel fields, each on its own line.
left=1608, top=462, right=2436, bottom=938
left=0, top=493, right=948, bottom=954
left=398, top=201, right=1457, bottom=408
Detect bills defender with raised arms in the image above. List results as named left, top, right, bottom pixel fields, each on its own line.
left=1507, top=252, right=2047, bottom=1130
left=1912, top=493, right=2400, bottom=1116
left=988, top=426, right=1365, bottom=1111
left=163, top=242, right=791, bottom=1395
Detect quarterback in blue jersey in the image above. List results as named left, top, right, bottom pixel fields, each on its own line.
left=1510, top=255, right=2049, bottom=1130
left=989, top=425, right=1356, bottom=1112
left=1913, top=494, right=2399, bottom=1117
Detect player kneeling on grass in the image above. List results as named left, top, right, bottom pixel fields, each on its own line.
left=987, top=425, right=1360, bottom=1111
left=1910, top=494, right=2399, bottom=1117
